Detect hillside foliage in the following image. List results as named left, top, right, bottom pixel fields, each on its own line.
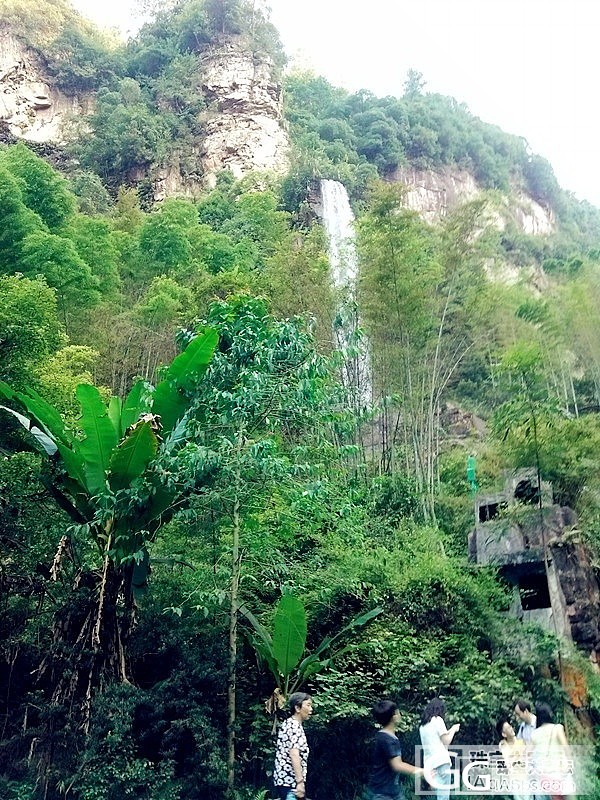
left=1, top=2, right=600, bottom=799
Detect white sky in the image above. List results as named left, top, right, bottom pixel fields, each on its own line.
left=72, top=0, right=600, bottom=207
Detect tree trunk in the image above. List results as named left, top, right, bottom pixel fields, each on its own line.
left=34, top=551, right=135, bottom=797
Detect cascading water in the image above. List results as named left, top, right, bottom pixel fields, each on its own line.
left=320, top=179, right=371, bottom=408
left=320, top=179, right=358, bottom=288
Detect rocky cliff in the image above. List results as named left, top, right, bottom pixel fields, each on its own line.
left=154, top=37, right=291, bottom=198
left=0, top=26, right=93, bottom=143
left=0, top=23, right=555, bottom=237
left=0, top=26, right=290, bottom=194
left=197, top=38, right=290, bottom=187
left=390, top=165, right=555, bottom=234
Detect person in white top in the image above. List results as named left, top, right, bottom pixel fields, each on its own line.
left=530, top=703, right=572, bottom=800
left=419, top=698, right=460, bottom=800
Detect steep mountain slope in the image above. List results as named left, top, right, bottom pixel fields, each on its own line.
left=3, top=0, right=597, bottom=248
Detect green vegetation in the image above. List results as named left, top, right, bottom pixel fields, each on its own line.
left=1, top=2, right=600, bottom=799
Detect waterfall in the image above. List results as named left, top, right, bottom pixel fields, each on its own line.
left=320, top=179, right=371, bottom=408
left=320, top=179, right=358, bottom=288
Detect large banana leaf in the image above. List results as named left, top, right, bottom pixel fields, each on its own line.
left=165, top=328, right=218, bottom=390
left=0, top=381, right=16, bottom=401
left=120, top=380, right=152, bottom=433
left=151, top=381, right=187, bottom=435
left=272, top=595, right=307, bottom=678
left=0, top=381, right=71, bottom=447
left=56, top=442, right=88, bottom=489
left=310, top=605, right=383, bottom=659
left=107, top=396, right=123, bottom=440
left=17, top=387, right=72, bottom=446
left=76, top=384, right=118, bottom=495
left=109, top=421, right=158, bottom=490
left=0, top=404, right=58, bottom=456
left=238, top=604, right=280, bottom=683
left=152, top=329, right=218, bottom=434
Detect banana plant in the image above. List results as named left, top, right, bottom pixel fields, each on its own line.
left=0, top=326, right=218, bottom=586
left=240, top=594, right=382, bottom=698
left=0, top=326, right=219, bottom=715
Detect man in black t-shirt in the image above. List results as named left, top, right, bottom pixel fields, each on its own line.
left=368, top=700, right=425, bottom=800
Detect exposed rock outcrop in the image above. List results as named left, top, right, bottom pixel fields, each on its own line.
left=0, top=22, right=558, bottom=238
left=197, top=38, right=290, bottom=188
left=390, top=165, right=555, bottom=235
left=0, top=26, right=93, bottom=143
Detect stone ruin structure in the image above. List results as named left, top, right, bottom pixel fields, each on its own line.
left=468, top=468, right=600, bottom=666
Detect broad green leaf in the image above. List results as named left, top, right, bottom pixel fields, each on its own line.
left=329, top=606, right=383, bottom=643
left=165, top=328, right=218, bottom=390
left=296, top=652, right=320, bottom=675
left=310, top=634, right=333, bottom=659
left=238, top=604, right=279, bottom=684
left=253, top=638, right=280, bottom=685
left=151, top=381, right=187, bottom=435
left=162, top=412, right=190, bottom=452
left=109, top=421, right=158, bottom=490
left=152, top=329, right=217, bottom=433
left=238, top=603, right=273, bottom=649
left=0, top=381, right=17, bottom=400
left=17, top=388, right=71, bottom=445
left=0, top=404, right=58, bottom=455
left=107, top=396, right=122, bottom=439
left=56, top=442, right=88, bottom=490
left=76, top=384, right=118, bottom=495
left=314, top=606, right=383, bottom=655
left=300, top=659, right=328, bottom=682
left=121, top=380, right=152, bottom=432
left=272, top=595, right=307, bottom=678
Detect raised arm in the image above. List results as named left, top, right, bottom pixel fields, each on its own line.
left=441, top=723, right=460, bottom=747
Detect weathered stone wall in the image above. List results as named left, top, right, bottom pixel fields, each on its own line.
left=469, top=471, right=600, bottom=659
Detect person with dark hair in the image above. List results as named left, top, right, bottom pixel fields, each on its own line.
left=514, top=699, right=537, bottom=743
left=367, top=700, right=425, bottom=800
left=530, top=703, right=572, bottom=800
left=419, top=698, right=459, bottom=800
left=496, top=717, right=531, bottom=800
left=273, top=692, right=313, bottom=799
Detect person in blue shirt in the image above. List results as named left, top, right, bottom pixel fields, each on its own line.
left=514, top=699, right=537, bottom=743
left=368, top=700, right=425, bottom=800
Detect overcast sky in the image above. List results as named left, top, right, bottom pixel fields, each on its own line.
left=72, top=0, right=600, bottom=207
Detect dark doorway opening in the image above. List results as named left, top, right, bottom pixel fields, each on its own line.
left=514, top=479, right=540, bottom=506
left=478, top=501, right=507, bottom=522
left=518, top=572, right=551, bottom=610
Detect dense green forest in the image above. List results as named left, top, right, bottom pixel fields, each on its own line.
left=1, top=1, right=600, bottom=799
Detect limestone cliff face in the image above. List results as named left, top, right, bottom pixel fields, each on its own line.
left=0, top=24, right=556, bottom=237
left=0, top=27, right=289, bottom=193
left=390, top=165, right=555, bottom=235
left=0, top=26, right=93, bottom=143
left=153, top=37, right=291, bottom=197
left=195, top=38, right=290, bottom=188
